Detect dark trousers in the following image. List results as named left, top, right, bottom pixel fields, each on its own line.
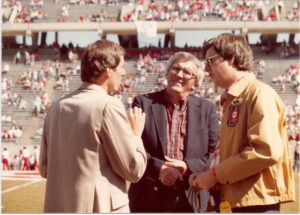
left=232, top=203, right=280, bottom=213
left=129, top=185, right=193, bottom=213
left=157, top=187, right=194, bottom=212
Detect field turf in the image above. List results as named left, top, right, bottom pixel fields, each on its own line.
left=1, top=172, right=299, bottom=213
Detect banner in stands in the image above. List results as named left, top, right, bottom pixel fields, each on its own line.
left=135, top=21, right=157, bottom=37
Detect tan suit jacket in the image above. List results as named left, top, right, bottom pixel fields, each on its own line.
left=39, top=82, right=147, bottom=213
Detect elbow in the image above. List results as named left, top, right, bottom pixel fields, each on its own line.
left=268, top=151, right=281, bottom=166
left=127, top=160, right=147, bottom=183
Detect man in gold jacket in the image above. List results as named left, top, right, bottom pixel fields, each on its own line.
left=189, top=33, right=295, bottom=212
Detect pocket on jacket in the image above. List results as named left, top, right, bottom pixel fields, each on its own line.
left=111, top=193, right=129, bottom=211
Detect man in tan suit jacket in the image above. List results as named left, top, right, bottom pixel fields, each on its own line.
left=39, top=40, right=147, bottom=213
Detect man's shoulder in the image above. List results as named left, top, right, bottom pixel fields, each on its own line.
left=246, top=78, right=277, bottom=96
left=189, top=95, right=215, bottom=107
left=106, top=95, right=124, bottom=107
left=135, top=89, right=165, bottom=102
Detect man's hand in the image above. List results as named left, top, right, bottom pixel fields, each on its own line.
left=189, top=169, right=217, bottom=192
left=159, top=164, right=183, bottom=187
left=128, top=106, right=146, bottom=137
left=164, top=156, right=188, bottom=175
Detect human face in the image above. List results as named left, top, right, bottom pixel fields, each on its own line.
left=204, top=47, right=231, bottom=89
left=108, top=56, right=125, bottom=93
left=166, top=59, right=197, bottom=100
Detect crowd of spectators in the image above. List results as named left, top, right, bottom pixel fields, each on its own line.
left=279, top=44, right=298, bottom=58
left=13, top=49, right=40, bottom=65
left=1, top=122, right=23, bottom=142
left=2, top=0, right=47, bottom=23
left=2, top=43, right=300, bottom=172
left=287, top=0, right=299, bottom=21
left=2, top=146, right=40, bottom=171
left=32, top=93, right=51, bottom=117
left=67, top=0, right=123, bottom=5
left=271, top=64, right=300, bottom=93
left=3, top=0, right=297, bottom=24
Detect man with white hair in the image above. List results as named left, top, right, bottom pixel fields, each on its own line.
left=129, top=52, right=219, bottom=212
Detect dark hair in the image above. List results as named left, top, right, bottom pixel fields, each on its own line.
left=203, top=33, right=253, bottom=71
left=80, top=40, right=125, bottom=82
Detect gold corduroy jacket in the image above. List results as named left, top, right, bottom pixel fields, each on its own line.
left=215, top=73, right=295, bottom=208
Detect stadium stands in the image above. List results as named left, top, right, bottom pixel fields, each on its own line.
left=1, top=0, right=299, bottom=170
left=2, top=0, right=299, bottom=24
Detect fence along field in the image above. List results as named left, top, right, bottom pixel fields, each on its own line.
left=1, top=171, right=299, bottom=213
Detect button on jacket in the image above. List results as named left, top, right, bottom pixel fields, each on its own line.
left=215, top=73, right=295, bottom=208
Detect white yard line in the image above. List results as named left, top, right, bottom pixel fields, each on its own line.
left=2, top=179, right=43, bottom=194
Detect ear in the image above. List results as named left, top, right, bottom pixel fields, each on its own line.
left=104, top=68, right=111, bottom=77
left=228, top=57, right=235, bottom=67
left=193, top=80, right=199, bottom=89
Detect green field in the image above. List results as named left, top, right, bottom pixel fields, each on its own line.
left=1, top=172, right=299, bottom=213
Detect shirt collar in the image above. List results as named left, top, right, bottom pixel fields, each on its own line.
left=164, top=90, right=189, bottom=109
left=79, top=82, right=107, bottom=93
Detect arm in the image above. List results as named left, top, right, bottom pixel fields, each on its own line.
left=185, top=103, right=219, bottom=174
left=132, top=96, right=167, bottom=182
left=100, top=97, right=147, bottom=183
left=190, top=89, right=285, bottom=190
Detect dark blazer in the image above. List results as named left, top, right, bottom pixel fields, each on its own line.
left=129, top=89, right=219, bottom=212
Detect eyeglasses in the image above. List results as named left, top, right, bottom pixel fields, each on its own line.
left=169, top=65, right=196, bottom=79
left=205, top=54, right=222, bottom=68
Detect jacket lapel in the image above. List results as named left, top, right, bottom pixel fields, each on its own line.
left=151, top=96, right=167, bottom=155
left=185, top=97, right=199, bottom=157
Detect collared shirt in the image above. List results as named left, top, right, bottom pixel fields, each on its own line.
left=164, top=91, right=188, bottom=160
left=215, top=73, right=295, bottom=207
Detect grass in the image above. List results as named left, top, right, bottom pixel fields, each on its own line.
left=280, top=171, right=299, bottom=213
left=1, top=172, right=299, bottom=213
left=2, top=180, right=45, bottom=213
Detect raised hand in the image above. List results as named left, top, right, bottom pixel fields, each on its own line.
left=128, top=106, right=146, bottom=137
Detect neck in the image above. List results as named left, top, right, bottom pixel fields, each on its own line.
left=90, top=75, right=108, bottom=93
left=224, top=69, right=246, bottom=89
left=166, top=89, right=189, bottom=104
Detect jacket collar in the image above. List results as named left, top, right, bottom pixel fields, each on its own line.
left=79, top=82, right=107, bottom=94
left=151, top=89, right=199, bottom=156
left=227, top=73, right=255, bottom=97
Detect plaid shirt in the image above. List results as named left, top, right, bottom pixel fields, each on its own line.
left=165, top=92, right=189, bottom=160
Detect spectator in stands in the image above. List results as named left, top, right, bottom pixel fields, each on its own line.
left=24, top=50, right=31, bottom=65
left=190, top=33, right=295, bottom=212
left=14, top=50, right=21, bottom=64
left=2, top=148, right=10, bottom=170
left=33, top=96, right=41, bottom=117
left=2, top=128, right=8, bottom=139
left=129, top=51, right=219, bottom=212
left=39, top=39, right=147, bottom=213
left=2, top=63, right=10, bottom=74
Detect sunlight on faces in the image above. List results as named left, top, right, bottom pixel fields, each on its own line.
left=166, top=59, right=198, bottom=98
left=204, top=47, right=230, bottom=88
left=108, top=56, right=125, bottom=93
